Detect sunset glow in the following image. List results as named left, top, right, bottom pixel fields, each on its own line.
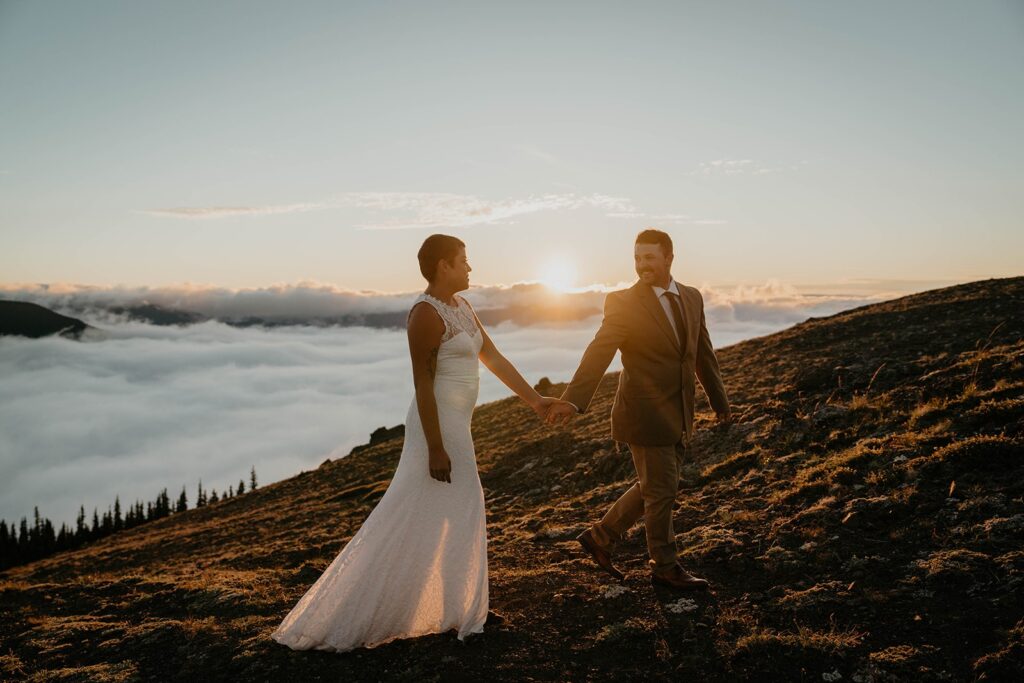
left=538, top=259, right=578, bottom=293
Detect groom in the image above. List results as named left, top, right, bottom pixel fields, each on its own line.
left=546, top=229, right=731, bottom=591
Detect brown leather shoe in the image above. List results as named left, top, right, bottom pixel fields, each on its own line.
left=651, top=564, right=710, bottom=591
left=576, top=529, right=624, bottom=581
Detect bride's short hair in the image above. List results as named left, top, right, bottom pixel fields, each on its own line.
left=418, top=234, right=466, bottom=281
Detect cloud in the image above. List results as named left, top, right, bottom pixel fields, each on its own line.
left=0, top=278, right=884, bottom=334
left=689, top=159, right=805, bottom=177
left=0, top=322, right=417, bottom=534
left=140, top=203, right=328, bottom=219
left=0, top=280, right=606, bottom=325
left=139, top=191, right=643, bottom=230
left=0, top=317, right=617, bottom=536
left=515, top=144, right=559, bottom=165
left=353, top=192, right=639, bottom=231
left=139, top=190, right=731, bottom=230
left=698, top=279, right=877, bottom=338
left=0, top=279, right=889, bottom=534
left=1, top=280, right=411, bottom=321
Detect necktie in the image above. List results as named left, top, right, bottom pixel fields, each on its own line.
left=663, top=290, right=686, bottom=353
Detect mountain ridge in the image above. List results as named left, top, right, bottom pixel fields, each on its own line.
left=1, top=276, right=1022, bottom=681
left=0, top=283, right=605, bottom=332
left=0, top=300, right=95, bottom=340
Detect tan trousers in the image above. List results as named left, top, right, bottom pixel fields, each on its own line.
left=590, top=439, right=690, bottom=573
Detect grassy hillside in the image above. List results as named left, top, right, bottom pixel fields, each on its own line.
left=2, top=277, right=1022, bottom=682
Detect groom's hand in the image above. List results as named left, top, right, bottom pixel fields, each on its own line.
left=546, top=401, right=577, bottom=426
left=428, top=446, right=452, bottom=483
left=530, top=396, right=558, bottom=420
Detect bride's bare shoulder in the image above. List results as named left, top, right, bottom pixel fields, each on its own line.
left=407, top=300, right=445, bottom=335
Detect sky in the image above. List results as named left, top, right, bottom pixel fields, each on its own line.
left=2, top=0, right=1022, bottom=294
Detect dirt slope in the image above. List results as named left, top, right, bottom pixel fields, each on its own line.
left=2, top=277, right=1022, bottom=682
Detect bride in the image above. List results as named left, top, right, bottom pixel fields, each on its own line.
left=272, top=234, right=571, bottom=652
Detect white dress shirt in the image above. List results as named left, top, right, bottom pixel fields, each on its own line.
left=651, top=278, right=684, bottom=346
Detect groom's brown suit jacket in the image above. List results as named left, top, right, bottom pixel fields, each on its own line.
left=561, top=280, right=729, bottom=446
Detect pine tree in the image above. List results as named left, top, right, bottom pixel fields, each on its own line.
left=237, top=479, right=246, bottom=495
left=209, top=489, right=219, bottom=504
left=196, top=480, right=206, bottom=508
left=42, top=518, right=55, bottom=553
left=18, top=517, right=30, bottom=552
left=0, top=520, right=10, bottom=569
left=76, top=505, right=87, bottom=538
left=91, top=508, right=100, bottom=536
left=228, top=484, right=234, bottom=497
left=146, top=501, right=153, bottom=521
left=113, top=496, right=123, bottom=531
left=250, top=465, right=258, bottom=491
left=0, top=520, right=9, bottom=566
left=157, top=488, right=170, bottom=518
left=177, top=486, right=188, bottom=513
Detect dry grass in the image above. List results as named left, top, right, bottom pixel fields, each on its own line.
left=2, top=276, right=1022, bottom=682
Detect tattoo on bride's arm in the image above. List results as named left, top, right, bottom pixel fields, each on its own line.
left=427, top=347, right=439, bottom=379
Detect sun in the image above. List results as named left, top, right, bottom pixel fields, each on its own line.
left=538, top=259, right=578, bottom=293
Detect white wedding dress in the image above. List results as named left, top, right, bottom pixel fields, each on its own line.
left=271, top=292, right=488, bottom=652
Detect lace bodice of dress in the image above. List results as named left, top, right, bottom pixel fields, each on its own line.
left=411, top=293, right=480, bottom=344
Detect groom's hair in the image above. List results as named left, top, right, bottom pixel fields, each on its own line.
left=418, top=234, right=466, bottom=281
left=635, top=228, right=673, bottom=257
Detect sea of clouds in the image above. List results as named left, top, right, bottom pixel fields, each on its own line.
left=0, top=280, right=887, bottom=531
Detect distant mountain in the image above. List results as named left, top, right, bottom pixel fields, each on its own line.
left=1, top=277, right=1022, bottom=681
left=0, top=300, right=95, bottom=339
left=0, top=290, right=602, bottom=339
left=106, top=303, right=209, bottom=326
left=38, top=285, right=603, bottom=330
left=218, top=304, right=601, bottom=329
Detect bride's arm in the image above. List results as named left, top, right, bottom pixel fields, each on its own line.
left=407, top=302, right=452, bottom=483
left=466, top=303, right=565, bottom=419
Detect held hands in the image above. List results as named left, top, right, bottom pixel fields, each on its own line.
left=545, top=400, right=577, bottom=427
left=529, top=396, right=577, bottom=426
left=529, top=396, right=558, bottom=420
left=428, top=446, right=452, bottom=483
